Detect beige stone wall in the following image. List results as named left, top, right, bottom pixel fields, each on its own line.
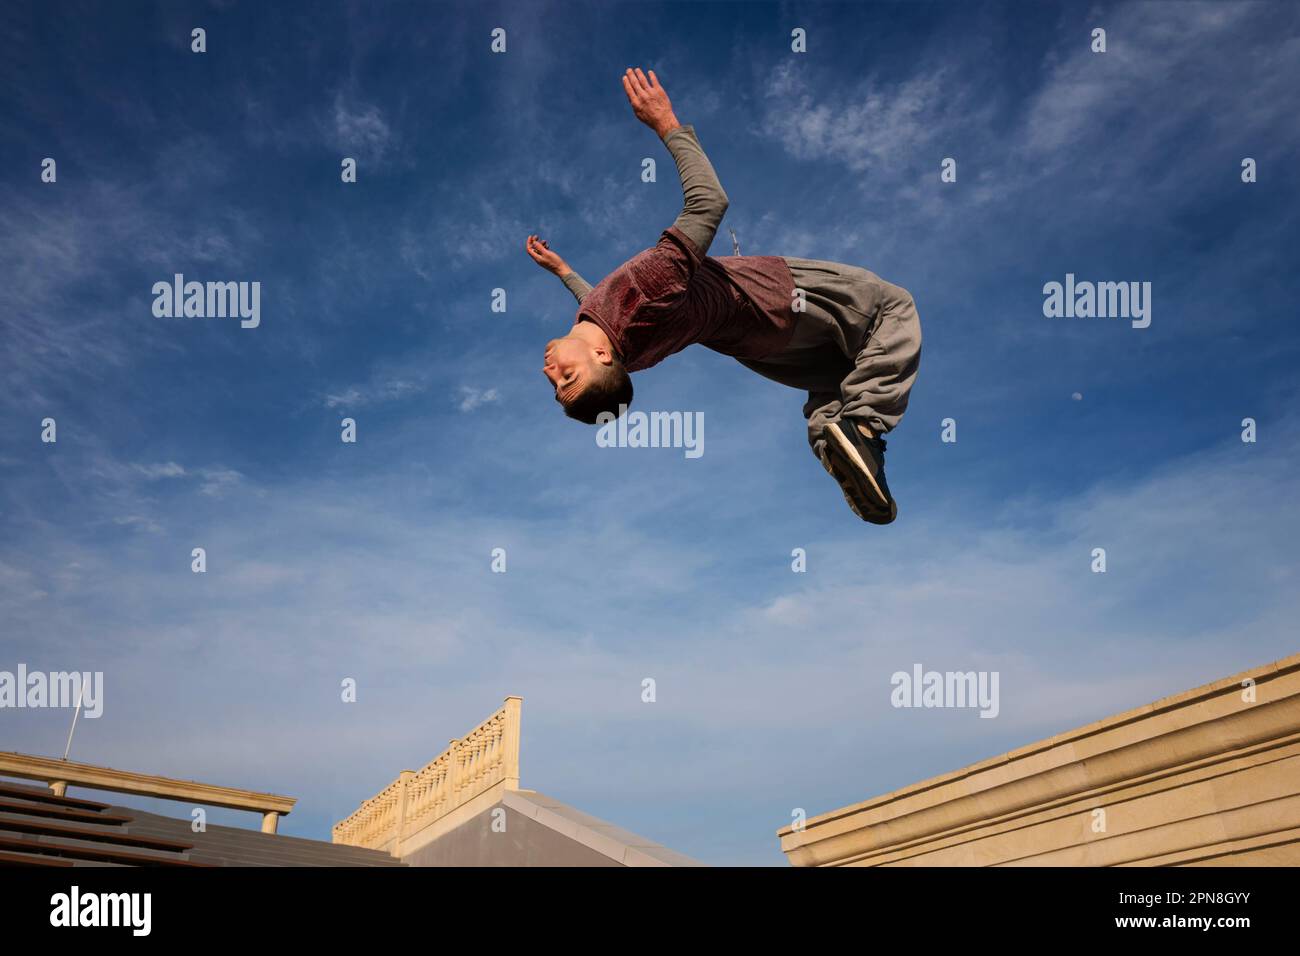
left=779, top=653, right=1300, bottom=866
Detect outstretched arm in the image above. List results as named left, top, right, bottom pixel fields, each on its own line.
left=622, top=67, right=729, bottom=256
left=525, top=234, right=591, bottom=303
left=558, top=269, right=592, bottom=303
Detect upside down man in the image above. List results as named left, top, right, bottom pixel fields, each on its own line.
left=528, top=69, right=922, bottom=524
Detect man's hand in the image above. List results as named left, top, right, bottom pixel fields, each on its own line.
left=622, top=67, right=679, bottom=139
left=526, top=234, right=569, bottom=276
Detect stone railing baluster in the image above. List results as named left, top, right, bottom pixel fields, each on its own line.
left=333, top=696, right=523, bottom=851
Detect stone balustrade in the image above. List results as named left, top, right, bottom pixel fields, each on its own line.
left=333, top=696, right=522, bottom=853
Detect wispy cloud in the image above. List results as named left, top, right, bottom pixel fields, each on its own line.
left=111, top=514, right=163, bottom=534
left=458, top=386, right=500, bottom=412
left=125, top=460, right=243, bottom=496
left=330, top=89, right=394, bottom=164
left=401, top=196, right=532, bottom=273
left=196, top=467, right=244, bottom=497
left=1020, top=3, right=1262, bottom=158
left=134, top=462, right=187, bottom=480
left=323, top=379, right=428, bottom=409
left=760, top=60, right=959, bottom=173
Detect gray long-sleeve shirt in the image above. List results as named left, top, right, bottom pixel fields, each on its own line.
left=560, top=270, right=592, bottom=302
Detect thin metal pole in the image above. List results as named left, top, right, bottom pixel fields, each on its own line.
left=62, top=678, right=86, bottom=761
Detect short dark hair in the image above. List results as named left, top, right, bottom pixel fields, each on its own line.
left=561, top=359, right=634, bottom=424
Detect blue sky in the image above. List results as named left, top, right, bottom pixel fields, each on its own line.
left=2, top=0, right=1298, bottom=865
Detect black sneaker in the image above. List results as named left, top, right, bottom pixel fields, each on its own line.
left=820, top=420, right=897, bottom=524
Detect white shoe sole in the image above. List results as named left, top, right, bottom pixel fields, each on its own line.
left=822, top=423, right=897, bottom=524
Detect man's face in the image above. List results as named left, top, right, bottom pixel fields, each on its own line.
left=543, top=336, right=592, bottom=404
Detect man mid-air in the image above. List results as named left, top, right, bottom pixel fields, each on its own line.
left=528, top=69, right=922, bottom=524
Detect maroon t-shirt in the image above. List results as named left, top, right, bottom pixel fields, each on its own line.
left=577, top=227, right=796, bottom=372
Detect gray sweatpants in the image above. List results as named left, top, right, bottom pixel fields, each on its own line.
left=740, top=259, right=923, bottom=458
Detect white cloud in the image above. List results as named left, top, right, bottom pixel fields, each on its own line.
left=111, top=514, right=163, bottom=534
left=197, top=467, right=244, bottom=497
left=323, top=376, right=429, bottom=409
left=0, top=175, right=262, bottom=409
left=1020, top=3, right=1259, bottom=158
left=755, top=1, right=1298, bottom=222
left=760, top=60, right=963, bottom=172
left=134, top=462, right=187, bottom=479
left=331, top=90, right=394, bottom=164
left=323, top=387, right=364, bottom=409
left=401, top=197, right=531, bottom=274
left=457, top=386, right=500, bottom=412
